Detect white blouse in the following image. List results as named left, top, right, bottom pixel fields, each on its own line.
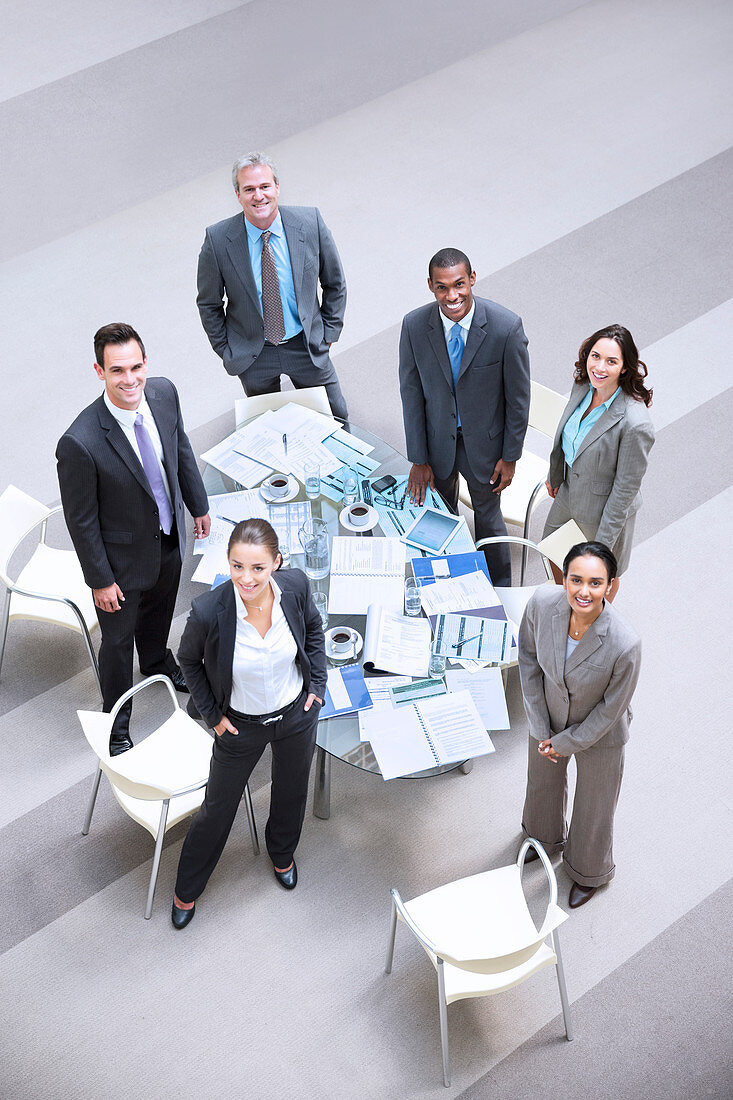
left=229, top=579, right=303, bottom=715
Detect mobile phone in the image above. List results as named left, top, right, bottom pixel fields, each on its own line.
left=372, top=474, right=397, bottom=494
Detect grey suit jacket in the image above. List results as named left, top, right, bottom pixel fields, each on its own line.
left=196, top=206, right=346, bottom=377
left=398, top=296, right=530, bottom=483
left=178, top=569, right=327, bottom=729
left=56, top=378, right=209, bottom=592
left=547, top=384, right=655, bottom=551
left=518, top=585, right=641, bottom=756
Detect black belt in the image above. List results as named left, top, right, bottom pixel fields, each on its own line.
left=228, top=688, right=304, bottom=726
left=264, top=331, right=304, bottom=347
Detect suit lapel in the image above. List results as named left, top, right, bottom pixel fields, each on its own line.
left=551, top=600, right=570, bottom=686
left=217, top=583, right=237, bottom=702
left=427, top=305, right=455, bottom=392
left=565, top=606, right=608, bottom=674
left=572, top=394, right=626, bottom=463
left=553, top=384, right=588, bottom=449
left=281, top=208, right=306, bottom=304
left=96, top=399, right=153, bottom=499
left=278, top=584, right=302, bottom=649
left=457, top=300, right=488, bottom=380
left=226, top=214, right=262, bottom=315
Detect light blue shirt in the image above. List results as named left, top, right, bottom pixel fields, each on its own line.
left=562, top=386, right=621, bottom=467
left=244, top=212, right=302, bottom=340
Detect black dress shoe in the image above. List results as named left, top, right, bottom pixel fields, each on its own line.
left=109, top=736, right=134, bottom=757
left=273, top=861, right=297, bottom=890
left=171, top=900, right=196, bottom=929
left=569, top=883, right=597, bottom=909
left=168, top=667, right=190, bottom=693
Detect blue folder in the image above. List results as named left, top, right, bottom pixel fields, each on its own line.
left=412, top=551, right=492, bottom=586
left=320, top=663, right=374, bottom=719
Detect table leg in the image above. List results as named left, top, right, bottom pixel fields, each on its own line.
left=460, top=759, right=474, bottom=775
left=313, top=745, right=331, bottom=819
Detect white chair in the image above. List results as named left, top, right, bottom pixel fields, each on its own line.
left=234, top=385, right=333, bottom=427
left=78, top=675, right=259, bottom=919
left=386, top=839, right=573, bottom=1087
left=459, top=380, right=567, bottom=577
left=476, top=535, right=555, bottom=671
left=0, top=484, right=101, bottom=697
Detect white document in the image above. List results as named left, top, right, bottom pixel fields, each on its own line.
left=328, top=537, right=406, bottom=614
left=417, top=569, right=502, bottom=616
left=267, top=501, right=312, bottom=553
left=361, top=690, right=494, bottom=779
left=433, top=613, right=511, bottom=663
left=359, top=676, right=415, bottom=740
left=194, top=490, right=269, bottom=554
left=235, top=416, right=342, bottom=483
left=191, top=547, right=229, bottom=584
left=326, top=668, right=352, bottom=712
left=445, top=669, right=510, bottom=730
left=361, top=603, right=431, bottom=677
left=201, top=429, right=273, bottom=488
left=263, top=402, right=337, bottom=441
left=328, top=427, right=375, bottom=455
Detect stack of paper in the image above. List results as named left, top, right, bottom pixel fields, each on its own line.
left=201, top=429, right=272, bottom=488
left=234, top=408, right=342, bottom=483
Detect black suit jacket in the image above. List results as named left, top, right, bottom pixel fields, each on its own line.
left=55, top=378, right=209, bottom=591
left=398, top=296, right=530, bottom=483
left=177, top=569, right=327, bottom=729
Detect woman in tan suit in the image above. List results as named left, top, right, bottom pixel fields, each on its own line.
left=544, top=324, right=654, bottom=600
left=519, top=542, right=641, bottom=908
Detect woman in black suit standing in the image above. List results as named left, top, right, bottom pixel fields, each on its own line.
left=171, top=519, right=326, bottom=928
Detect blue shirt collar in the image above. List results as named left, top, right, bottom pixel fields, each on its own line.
left=244, top=210, right=284, bottom=244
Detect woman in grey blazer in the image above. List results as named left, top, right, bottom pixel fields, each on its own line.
left=544, top=325, right=654, bottom=599
left=171, top=519, right=326, bottom=929
left=519, top=542, right=641, bottom=908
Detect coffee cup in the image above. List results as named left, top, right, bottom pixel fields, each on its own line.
left=330, top=629, right=354, bottom=655
left=265, top=474, right=290, bottom=498
left=348, top=504, right=370, bottom=527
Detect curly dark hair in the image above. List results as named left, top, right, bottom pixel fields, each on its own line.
left=573, top=324, right=653, bottom=407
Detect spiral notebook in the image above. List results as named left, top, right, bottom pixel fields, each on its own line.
left=359, top=690, right=495, bottom=780
left=327, top=536, right=406, bottom=614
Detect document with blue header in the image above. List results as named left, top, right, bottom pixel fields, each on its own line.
left=320, top=664, right=374, bottom=719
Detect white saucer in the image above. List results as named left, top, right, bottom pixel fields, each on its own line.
left=259, top=475, right=300, bottom=504
left=338, top=504, right=379, bottom=533
left=325, top=626, right=364, bottom=662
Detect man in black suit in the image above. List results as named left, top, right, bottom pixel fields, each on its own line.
left=56, top=323, right=210, bottom=754
left=196, top=151, right=349, bottom=419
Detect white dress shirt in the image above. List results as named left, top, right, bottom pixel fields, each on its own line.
left=229, top=578, right=303, bottom=715
left=103, top=392, right=173, bottom=513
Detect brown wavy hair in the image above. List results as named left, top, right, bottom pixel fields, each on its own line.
left=573, top=324, right=653, bottom=407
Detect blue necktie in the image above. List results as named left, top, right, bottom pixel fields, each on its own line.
left=134, top=413, right=173, bottom=534
left=447, top=323, right=464, bottom=427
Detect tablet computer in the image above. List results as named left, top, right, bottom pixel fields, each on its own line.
left=402, top=508, right=464, bottom=555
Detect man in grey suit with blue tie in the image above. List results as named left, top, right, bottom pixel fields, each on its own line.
left=399, top=248, right=531, bottom=586
left=196, top=151, right=349, bottom=420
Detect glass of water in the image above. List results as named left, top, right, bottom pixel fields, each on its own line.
left=342, top=468, right=359, bottom=506
left=404, top=578, right=422, bottom=616
left=428, top=651, right=447, bottom=679
left=304, top=462, right=321, bottom=500
left=312, top=591, right=328, bottom=631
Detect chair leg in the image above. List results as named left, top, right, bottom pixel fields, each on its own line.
left=385, top=899, right=398, bottom=974
left=436, top=958, right=451, bottom=1087
left=0, top=594, right=10, bottom=682
left=552, top=930, right=574, bottom=1040
left=242, top=782, right=260, bottom=855
left=144, top=800, right=170, bottom=920
left=81, top=765, right=103, bottom=835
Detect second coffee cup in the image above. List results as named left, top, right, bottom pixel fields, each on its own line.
left=264, top=473, right=290, bottom=498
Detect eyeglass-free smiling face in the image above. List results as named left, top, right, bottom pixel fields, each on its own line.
left=94, top=340, right=147, bottom=411
left=228, top=541, right=280, bottom=606
left=427, top=263, right=476, bottom=322
left=585, top=337, right=624, bottom=402
left=563, top=554, right=612, bottom=619
left=234, top=164, right=280, bottom=231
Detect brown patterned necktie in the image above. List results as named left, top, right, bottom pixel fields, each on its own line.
left=261, top=230, right=286, bottom=345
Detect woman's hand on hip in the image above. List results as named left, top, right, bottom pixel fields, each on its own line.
left=304, top=693, right=322, bottom=712
left=545, top=480, right=559, bottom=499
left=538, top=738, right=561, bottom=763
left=214, top=715, right=239, bottom=737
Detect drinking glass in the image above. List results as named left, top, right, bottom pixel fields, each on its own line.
left=312, top=591, right=329, bottom=630
left=279, top=540, right=291, bottom=568
left=428, top=651, right=447, bottom=679
left=404, top=578, right=422, bottom=617
left=342, top=469, right=359, bottom=507
left=298, top=518, right=330, bottom=580
left=304, top=462, right=321, bottom=500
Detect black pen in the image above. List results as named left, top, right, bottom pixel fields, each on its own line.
left=282, top=433, right=288, bottom=455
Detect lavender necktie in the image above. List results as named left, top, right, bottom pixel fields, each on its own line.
left=134, top=413, right=173, bottom=534
left=261, top=230, right=286, bottom=345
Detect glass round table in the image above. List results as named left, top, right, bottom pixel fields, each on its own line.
left=201, top=416, right=473, bottom=821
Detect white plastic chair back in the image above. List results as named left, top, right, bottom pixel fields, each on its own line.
left=0, top=485, right=51, bottom=587
left=235, top=386, right=332, bottom=426
left=528, top=381, right=568, bottom=438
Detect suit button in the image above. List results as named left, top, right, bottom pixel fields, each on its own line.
left=451, top=435, right=456, bottom=441
left=154, top=533, right=160, bottom=540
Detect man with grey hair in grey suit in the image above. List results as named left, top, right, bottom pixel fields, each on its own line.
left=196, top=151, right=349, bottom=420
left=399, top=247, right=530, bottom=586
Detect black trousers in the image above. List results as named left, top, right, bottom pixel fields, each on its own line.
left=433, top=433, right=512, bottom=587
left=239, top=333, right=349, bottom=420
left=96, top=529, right=181, bottom=735
left=174, top=689, right=319, bottom=903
